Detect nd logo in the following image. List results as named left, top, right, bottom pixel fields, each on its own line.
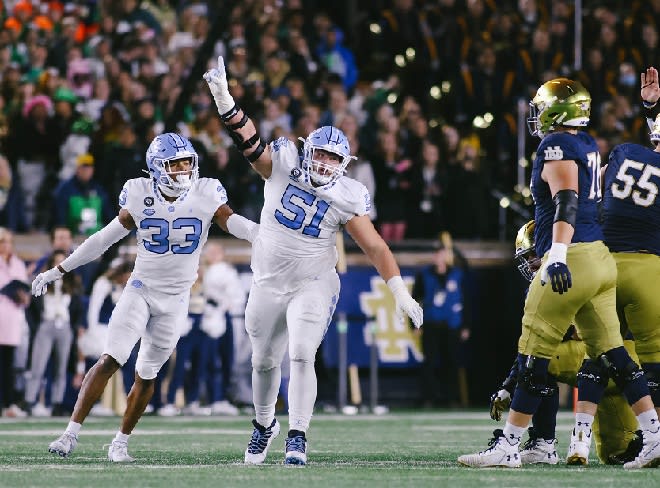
left=359, top=276, right=423, bottom=363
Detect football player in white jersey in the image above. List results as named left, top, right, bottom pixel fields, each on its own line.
left=31, top=132, right=259, bottom=462
left=204, top=57, right=423, bottom=466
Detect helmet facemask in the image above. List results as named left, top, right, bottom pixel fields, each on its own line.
left=514, top=220, right=540, bottom=282
left=155, top=155, right=199, bottom=197
left=146, top=133, right=199, bottom=197
left=298, top=126, right=356, bottom=187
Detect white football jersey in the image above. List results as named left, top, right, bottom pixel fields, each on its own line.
left=119, top=177, right=227, bottom=294
left=251, top=137, right=371, bottom=293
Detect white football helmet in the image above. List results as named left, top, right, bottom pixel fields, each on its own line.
left=146, top=133, right=199, bottom=197
left=298, top=126, right=356, bottom=187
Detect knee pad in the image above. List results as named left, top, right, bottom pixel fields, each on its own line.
left=642, top=362, right=660, bottom=405
left=511, top=355, right=554, bottom=414
left=516, top=355, right=556, bottom=397
left=576, top=359, right=609, bottom=403
left=601, top=347, right=649, bottom=405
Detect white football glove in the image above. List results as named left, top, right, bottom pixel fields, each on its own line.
left=387, top=276, right=423, bottom=328
left=32, top=266, right=64, bottom=297
left=203, top=55, right=235, bottom=115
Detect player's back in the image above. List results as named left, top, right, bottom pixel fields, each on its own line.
left=119, top=177, right=227, bottom=294
left=530, top=131, right=603, bottom=257
left=603, top=143, right=660, bottom=255
left=251, top=137, right=371, bottom=293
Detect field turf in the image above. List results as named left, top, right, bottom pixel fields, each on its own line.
left=0, top=411, right=657, bottom=487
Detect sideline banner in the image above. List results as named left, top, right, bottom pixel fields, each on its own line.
left=322, top=266, right=423, bottom=368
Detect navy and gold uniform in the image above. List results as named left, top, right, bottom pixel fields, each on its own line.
left=493, top=221, right=639, bottom=464
left=603, top=139, right=660, bottom=387
left=521, top=130, right=623, bottom=361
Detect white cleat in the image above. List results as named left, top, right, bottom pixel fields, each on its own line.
left=157, top=404, right=180, bottom=417
left=107, top=440, right=135, bottom=463
left=210, top=400, right=240, bottom=416
left=182, top=401, right=211, bottom=416
left=520, top=437, right=559, bottom=465
left=458, top=429, right=521, bottom=468
left=48, top=431, right=78, bottom=458
left=244, top=419, right=280, bottom=464
left=566, top=428, right=591, bottom=465
left=284, top=434, right=307, bottom=465
left=624, top=429, right=660, bottom=469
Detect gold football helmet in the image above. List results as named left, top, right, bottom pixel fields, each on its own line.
left=527, top=78, right=591, bottom=138
left=514, top=220, right=541, bottom=282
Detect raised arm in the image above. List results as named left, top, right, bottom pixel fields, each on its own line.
left=641, top=67, right=660, bottom=124
left=345, top=215, right=423, bottom=327
left=204, top=56, right=273, bottom=179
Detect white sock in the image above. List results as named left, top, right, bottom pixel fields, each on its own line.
left=288, top=358, right=316, bottom=432
left=575, top=413, right=594, bottom=434
left=503, top=422, right=525, bottom=445
left=66, top=421, right=81, bottom=436
left=114, top=431, right=130, bottom=443
left=637, top=409, right=660, bottom=433
left=252, top=366, right=281, bottom=429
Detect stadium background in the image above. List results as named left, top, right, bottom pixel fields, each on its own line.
left=1, top=0, right=657, bottom=410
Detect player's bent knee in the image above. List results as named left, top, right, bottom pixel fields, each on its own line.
left=601, top=346, right=649, bottom=405
left=642, top=362, right=660, bottom=405
left=97, top=354, right=121, bottom=375
left=576, top=358, right=609, bottom=403
left=511, top=354, right=555, bottom=414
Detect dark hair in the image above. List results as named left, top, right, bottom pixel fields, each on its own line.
left=49, top=226, right=71, bottom=243
left=47, top=250, right=82, bottom=295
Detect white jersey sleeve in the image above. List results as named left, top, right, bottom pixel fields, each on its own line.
left=120, top=177, right=227, bottom=294
left=250, top=138, right=371, bottom=293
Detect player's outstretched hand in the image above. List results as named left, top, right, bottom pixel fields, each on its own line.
left=31, top=266, right=64, bottom=297
left=641, top=67, right=660, bottom=105
left=387, top=277, right=423, bottom=328
left=396, top=293, right=423, bottom=328
left=203, top=56, right=235, bottom=115
left=489, top=388, right=511, bottom=421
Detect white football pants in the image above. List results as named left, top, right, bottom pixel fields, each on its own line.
left=104, top=281, right=190, bottom=380
left=245, top=270, right=340, bottom=432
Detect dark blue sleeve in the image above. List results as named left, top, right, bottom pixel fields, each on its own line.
left=537, top=132, right=584, bottom=165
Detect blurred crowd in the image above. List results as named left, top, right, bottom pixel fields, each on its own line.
left=0, top=0, right=656, bottom=241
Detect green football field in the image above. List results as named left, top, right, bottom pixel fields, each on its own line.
left=0, top=411, right=657, bottom=488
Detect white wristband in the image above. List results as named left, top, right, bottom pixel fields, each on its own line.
left=547, top=242, right=568, bottom=264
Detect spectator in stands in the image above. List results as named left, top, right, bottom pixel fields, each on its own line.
left=25, top=250, right=83, bottom=417
left=0, top=227, right=30, bottom=417
left=0, top=153, right=25, bottom=231
left=412, top=242, right=470, bottom=408
left=407, top=140, right=447, bottom=239
left=53, top=153, right=113, bottom=237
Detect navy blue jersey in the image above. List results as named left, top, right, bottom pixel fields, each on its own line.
left=531, top=131, right=604, bottom=256
left=603, top=143, right=660, bottom=255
